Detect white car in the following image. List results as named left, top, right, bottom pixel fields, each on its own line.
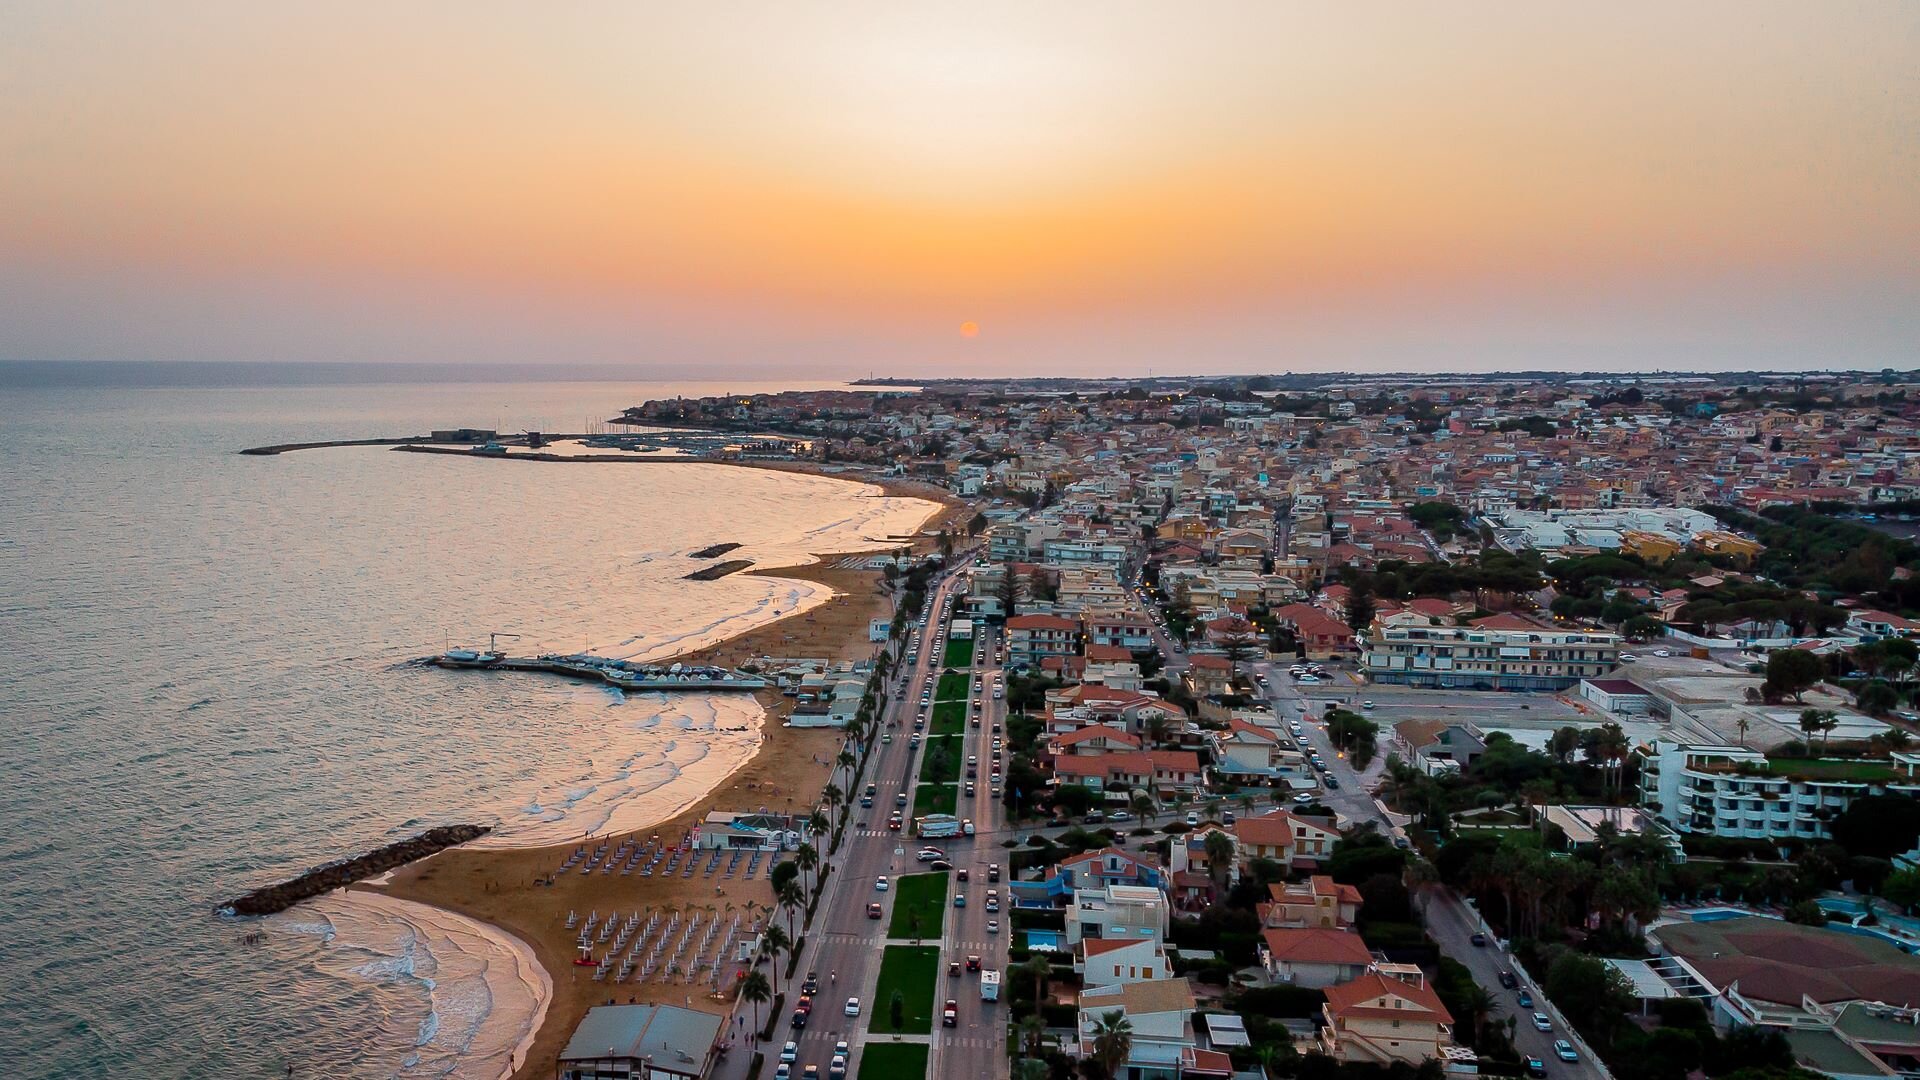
left=1297, top=674, right=1320, bottom=684
left=1619, top=653, right=1639, bottom=662
left=917, top=848, right=945, bottom=861
left=1532, top=1012, right=1553, bottom=1032
left=1361, top=700, right=1375, bottom=710
left=1185, top=811, right=1200, bottom=826
left=781, top=1042, right=799, bottom=1064
left=986, top=919, right=1000, bottom=934
left=845, top=997, right=862, bottom=1017
left=875, top=875, right=890, bottom=891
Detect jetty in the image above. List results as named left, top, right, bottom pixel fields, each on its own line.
left=684, top=559, right=752, bottom=581
left=224, top=824, right=491, bottom=916
left=428, top=651, right=769, bottom=692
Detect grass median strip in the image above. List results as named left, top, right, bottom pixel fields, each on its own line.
left=857, top=1042, right=928, bottom=1080
left=868, top=944, right=939, bottom=1034
left=887, top=871, right=948, bottom=940
left=913, top=782, right=956, bottom=817
left=935, top=672, right=970, bottom=701
left=930, top=701, right=966, bottom=736
left=943, top=638, right=974, bottom=669
left=918, top=734, right=963, bottom=783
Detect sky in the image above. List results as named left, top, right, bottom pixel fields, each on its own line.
left=2, top=2, right=1916, bottom=378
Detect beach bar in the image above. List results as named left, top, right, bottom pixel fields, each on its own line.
left=557, top=1003, right=724, bottom=1080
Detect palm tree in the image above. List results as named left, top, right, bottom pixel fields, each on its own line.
left=739, top=970, right=772, bottom=1032
left=759, top=922, right=790, bottom=996
left=1204, top=829, right=1237, bottom=902
left=1015, top=953, right=1052, bottom=1008
left=777, top=878, right=804, bottom=939
left=822, top=784, right=845, bottom=825
left=1736, top=715, right=1750, bottom=748
left=1015, top=1012, right=1047, bottom=1059
left=1130, top=792, right=1156, bottom=823
left=836, top=749, right=857, bottom=778
left=794, top=843, right=821, bottom=894
left=1089, top=1010, right=1134, bottom=1080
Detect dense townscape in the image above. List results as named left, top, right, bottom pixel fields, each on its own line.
left=573, top=370, right=1920, bottom=1080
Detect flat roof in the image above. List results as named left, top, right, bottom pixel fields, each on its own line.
left=558, top=1004, right=723, bottom=1066
left=1654, top=916, right=1920, bottom=1007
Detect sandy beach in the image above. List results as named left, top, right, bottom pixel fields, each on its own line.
left=363, top=466, right=966, bottom=1079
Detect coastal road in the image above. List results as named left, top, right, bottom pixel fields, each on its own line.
left=719, top=564, right=1005, bottom=1080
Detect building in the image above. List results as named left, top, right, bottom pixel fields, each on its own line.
left=1066, top=883, right=1172, bottom=948
left=1184, top=654, right=1236, bottom=698
left=1075, top=977, right=1200, bottom=1080
left=1258, top=927, right=1374, bottom=988
left=1078, top=936, right=1175, bottom=990
left=1581, top=677, right=1654, bottom=716
left=1538, top=805, right=1671, bottom=851
left=1009, top=847, right=1165, bottom=909
left=1209, top=720, right=1291, bottom=780
left=1390, top=719, right=1488, bottom=776
left=694, top=812, right=803, bottom=851
left=1362, top=611, right=1622, bottom=691
left=556, top=1003, right=725, bottom=1080
left=1636, top=738, right=1920, bottom=842
left=1318, top=972, right=1456, bottom=1066
left=1007, top=613, right=1080, bottom=667
left=1259, top=876, right=1363, bottom=930
left=1231, top=809, right=1341, bottom=869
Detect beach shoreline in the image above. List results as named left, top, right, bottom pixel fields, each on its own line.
left=348, top=467, right=964, bottom=1079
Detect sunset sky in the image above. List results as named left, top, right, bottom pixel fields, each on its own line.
left=2, top=2, right=1915, bottom=376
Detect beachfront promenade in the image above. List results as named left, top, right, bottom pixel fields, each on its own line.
left=712, top=562, right=1011, bottom=1080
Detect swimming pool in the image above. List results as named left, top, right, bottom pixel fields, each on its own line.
left=1025, top=929, right=1064, bottom=952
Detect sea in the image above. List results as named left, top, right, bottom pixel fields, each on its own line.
left=0, top=368, right=936, bottom=1079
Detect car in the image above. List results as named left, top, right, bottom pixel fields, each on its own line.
left=1292, top=793, right=1315, bottom=804
left=867, top=902, right=883, bottom=919
left=882, top=733, right=893, bottom=744
left=775, top=1065, right=792, bottom=1080
left=957, top=867, right=970, bottom=882
left=1325, top=776, right=1341, bottom=790
left=985, top=890, right=1000, bottom=912
left=1470, top=932, right=1487, bottom=946
left=1532, top=1012, right=1553, bottom=1032
left=1297, top=674, right=1320, bottom=684
left=887, top=817, right=902, bottom=831
left=834, top=1041, right=850, bottom=1059
left=803, top=1066, right=820, bottom=1080
left=966, top=782, right=976, bottom=796
left=988, top=863, right=1000, bottom=881
left=1525, top=1057, right=1547, bottom=1078
left=875, top=875, right=890, bottom=891
left=1083, top=811, right=1105, bottom=824
left=966, top=954, right=981, bottom=972
left=1618, top=653, right=1639, bottom=662
left=954, top=893, right=966, bottom=907
left=802, top=972, right=819, bottom=994
left=859, top=794, right=873, bottom=807
left=795, top=994, right=814, bottom=1014
left=845, top=996, right=861, bottom=1017
left=1498, top=970, right=1518, bottom=989
left=989, top=771, right=1001, bottom=784
left=1518, top=989, right=1533, bottom=1008
left=986, top=918, right=999, bottom=934
left=930, top=859, right=953, bottom=871
left=1110, top=810, right=1132, bottom=822
left=1221, top=810, right=1235, bottom=825
left=780, top=1041, right=799, bottom=1064
left=896, top=792, right=909, bottom=807
left=943, top=1000, right=958, bottom=1027
left=1653, top=649, right=1671, bottom=657
left=790, top=1009, right=807, bottom=1029
left=829, top=1056, right=848, bottom=1079
left=1554, top=1040, right=1578, bottom=1062
left=909, top=734, right=920, bottom=747
left=1361, top=700, right=1375, bottom=709
left=948, top=960, right=961, bottom=976
left=1185, top=811, right=1200, bottom=826
left=917, top=848, right=945, bottom=861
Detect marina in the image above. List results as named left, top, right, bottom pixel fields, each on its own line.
left=429, top=650, right=770, bottom=692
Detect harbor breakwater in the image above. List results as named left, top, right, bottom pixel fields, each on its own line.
left=225, top=824, right=492, bottom=916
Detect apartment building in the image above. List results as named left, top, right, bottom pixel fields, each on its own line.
left=1362, top=611, right=1621, bottom=691
left=1318, top=972, right=1456, bottom=1066
left=1007, top=613, right=1080, bottom=667
left=1636, top=738, right=1920, bottom=842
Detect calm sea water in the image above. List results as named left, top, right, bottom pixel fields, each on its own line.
left=0, top=377, right=929, bottom=1078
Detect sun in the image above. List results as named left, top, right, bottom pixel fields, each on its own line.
left=959, top=321, right=980, bottom=339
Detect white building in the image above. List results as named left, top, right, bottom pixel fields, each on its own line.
left=1066, top=884, right=1171, bottom=949
left=1636, top=738, right=1920, bottom=842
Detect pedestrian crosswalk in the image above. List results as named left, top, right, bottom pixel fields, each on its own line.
left=946, top=939, right=998, bottom=952
left=937, top=1033, right=1002, bottom=1050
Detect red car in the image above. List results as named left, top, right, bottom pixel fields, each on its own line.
left=867, top=902, right=883, bottom=919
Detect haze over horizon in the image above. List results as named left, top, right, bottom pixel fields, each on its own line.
left=3, top=2, right=1916, bottom=378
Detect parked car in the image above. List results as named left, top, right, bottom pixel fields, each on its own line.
left=1525, top=1057, right=1546, bottom=1078
left=1470, top=932, right=1487, bottom=946
left=1518, top=990, right=1533, bottom=1008
left=1185, top=811, right=1200, bottom=826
